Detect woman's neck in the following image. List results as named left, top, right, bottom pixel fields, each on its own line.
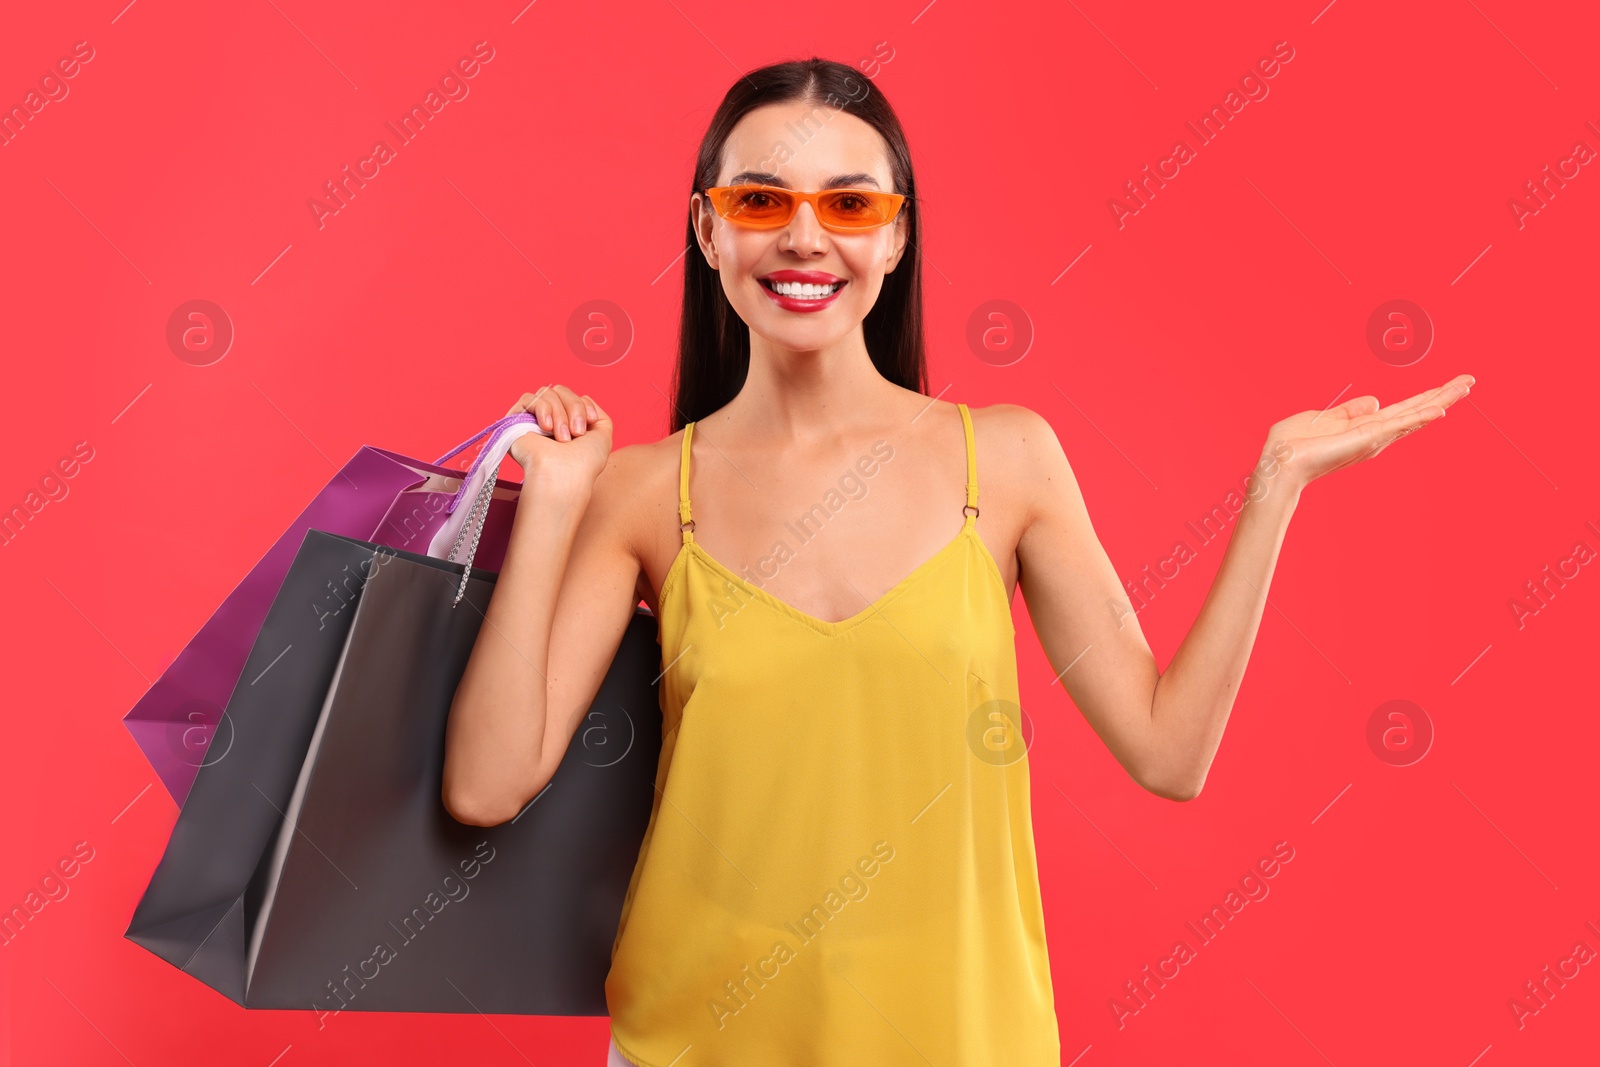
left=725, top=332, right=908, bottom=441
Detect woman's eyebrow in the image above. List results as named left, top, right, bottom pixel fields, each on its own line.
left=724, top=171, right=884, bottom=189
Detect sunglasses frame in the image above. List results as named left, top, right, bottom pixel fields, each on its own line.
left=700, top=184, right=909, bottom=232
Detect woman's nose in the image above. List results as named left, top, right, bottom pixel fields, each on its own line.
left=779, top=202, right=829, bottom=254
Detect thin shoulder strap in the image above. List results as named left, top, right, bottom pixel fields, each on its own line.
left=958, top=403, right=979, bottom=523
left=678, top=421, right=697, bottom=544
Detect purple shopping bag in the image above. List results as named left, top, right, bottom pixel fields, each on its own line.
left=123, top=414, right=550, bottom=805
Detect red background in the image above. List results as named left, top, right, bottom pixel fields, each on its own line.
left=2, top=0, right=1597, bottom=1064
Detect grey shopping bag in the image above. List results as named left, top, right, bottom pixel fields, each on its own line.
left=125, top=524, right=661, bottom=1016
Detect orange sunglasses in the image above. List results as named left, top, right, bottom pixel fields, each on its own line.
left=701, top=184, right=908, bottom=232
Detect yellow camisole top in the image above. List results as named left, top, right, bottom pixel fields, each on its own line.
left=605, top=402, right=1060, bottom=1065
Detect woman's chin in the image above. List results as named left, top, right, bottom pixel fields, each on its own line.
left=742, top=301, right=861, bottom=349
left=751, top=322, right=852, bottom=353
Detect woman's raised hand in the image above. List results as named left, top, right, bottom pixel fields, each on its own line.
left=503, top=384, right=612, bottom=489
left=1266, top=373, right=1476, bottom=491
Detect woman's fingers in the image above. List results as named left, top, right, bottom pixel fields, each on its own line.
left=535, top=388, right=564, bottom=440
left=1358, top=401, right=1446, bottom=461
left=1345, top=374, right=1475, bottom=428
left=568, top=390, right=588, bottom=434
left=1374, top=384, right=1451, bottom=421
left=554, top=385, right=588, bottom=440
left=515, top=384, right=592, bottom=442
left=1325, top=395, right=1380, bottom=421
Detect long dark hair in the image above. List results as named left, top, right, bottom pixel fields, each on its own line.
left=667, top=58, right=926, bottom=433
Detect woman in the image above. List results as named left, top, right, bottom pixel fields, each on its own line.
left=441, top=58, right=1471, bottom=1066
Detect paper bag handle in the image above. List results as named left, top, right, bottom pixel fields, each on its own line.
left=429, top=411, right=552, bottom=602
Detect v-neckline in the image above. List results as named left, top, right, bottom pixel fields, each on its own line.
left=660, top=519, right=999, bottom=637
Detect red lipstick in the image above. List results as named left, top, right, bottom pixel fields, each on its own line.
left=758, top=270, right=847, bottom=313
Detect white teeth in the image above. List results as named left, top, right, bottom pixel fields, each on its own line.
left=768, top=280, right=841, bottom=298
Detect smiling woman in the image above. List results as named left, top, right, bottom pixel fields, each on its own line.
left=438, top=52, right=1473, bottom=1067
left=524, top=57, right=1057, bottom=1065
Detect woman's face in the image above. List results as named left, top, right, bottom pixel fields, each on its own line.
left=692, top=101, right=909, bottom=352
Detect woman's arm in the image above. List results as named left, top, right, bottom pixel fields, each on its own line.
left=441, top=387, right=643, bottom=826
left=1013, top=375, right=1473, bottom=801
left=1122, top=449, right=1300, bottom=800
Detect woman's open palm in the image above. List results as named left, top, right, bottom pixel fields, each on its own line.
left=1272, top=373, right=1475, bottom=487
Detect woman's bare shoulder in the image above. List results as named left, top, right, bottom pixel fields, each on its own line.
left=588, top=427, right=688, bottom=596
left=964, top=401, right=1066, bottom=478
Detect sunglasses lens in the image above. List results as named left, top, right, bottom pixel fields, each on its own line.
left=721, top=187, right=793, bottom=226
left=819, top=190, right=896, bottom=229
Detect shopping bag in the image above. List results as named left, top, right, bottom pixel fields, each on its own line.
left=123, top=415, right=548, bottom=805
left=124, top=520, right=662, bottom=1015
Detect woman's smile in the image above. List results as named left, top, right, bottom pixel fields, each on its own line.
left=757, top=269, right=847, bottom=312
